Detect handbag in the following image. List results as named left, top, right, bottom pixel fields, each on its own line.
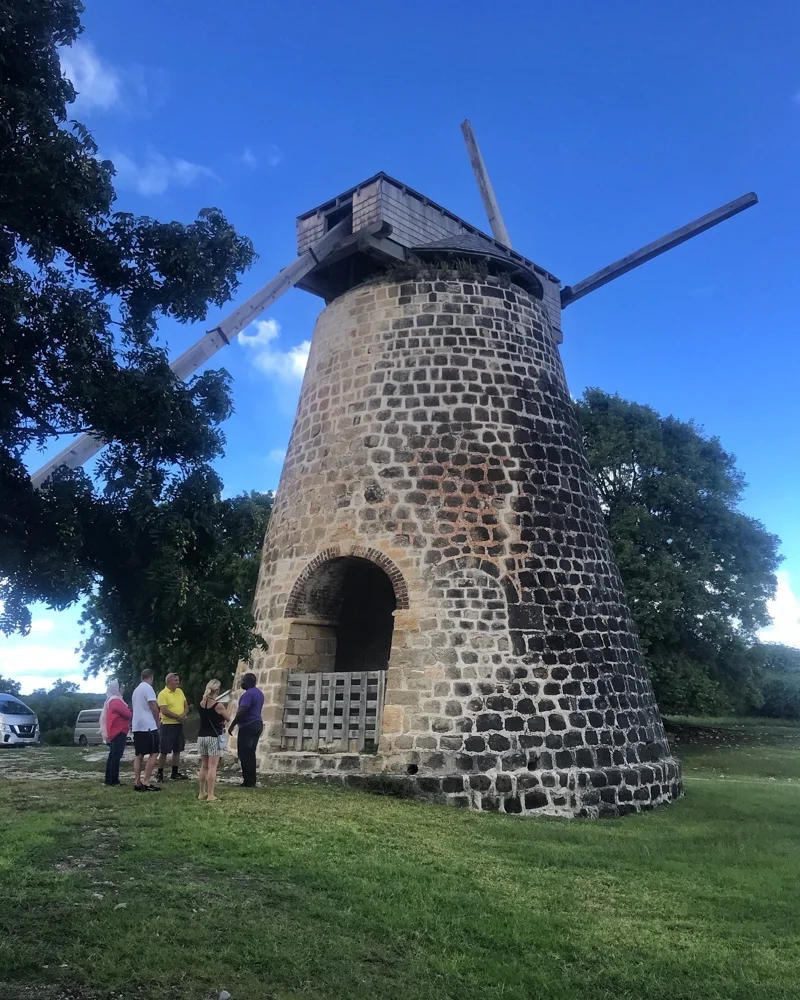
left=218, top=732, right=228, bottom=752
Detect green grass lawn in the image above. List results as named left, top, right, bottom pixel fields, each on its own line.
left=1, top=725, right=800, bottom=1000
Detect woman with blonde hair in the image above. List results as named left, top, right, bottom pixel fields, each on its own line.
left=197, top=679, right=230, bottom=802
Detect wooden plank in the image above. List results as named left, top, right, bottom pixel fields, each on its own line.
left=310, top=674, right=323, bottom=752
left=340, top=673, right=352, bottom=751
left=374, top=671, right=386, bottom=744
left=357, top=672, right=369, bottom=752
left=561, top=192, right=758, bottom=307
left=297, top=673, right=309, bottom=751
left=281, top=680, right=296, bottom=750
left=325, top=673, right=337, bottom=743
left=460, top=119, right=512, bottom=248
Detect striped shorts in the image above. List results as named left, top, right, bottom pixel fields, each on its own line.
left=197, top=735, right=222, bottom=757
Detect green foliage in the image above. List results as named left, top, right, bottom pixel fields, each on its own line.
left=0, top=675, right=22, bottom=696
left=0, top=0, right=256, bottom=639
left=43, top=725, right=75, bottom=746
left=378, top=255, right=490, bottom=285
left=80, top=489, right=272, bottom=703
left=24, top=678, right=104, bottom=738
left=576, top=389, right=782, bottom=715
left=748, top=643, right=800, bottom=719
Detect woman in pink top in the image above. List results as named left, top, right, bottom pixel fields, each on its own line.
left=103, top=680, right=132, bottom=786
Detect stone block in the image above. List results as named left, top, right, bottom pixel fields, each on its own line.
left=382, top=704, right=404, bottom=734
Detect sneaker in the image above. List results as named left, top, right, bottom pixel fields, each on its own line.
left=134, top=785, right=144, bottom=792
left=143, top=785, right=161, bottom=792
left=170, top=772, right=189, bottom=781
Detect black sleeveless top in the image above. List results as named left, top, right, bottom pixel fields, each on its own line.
left=198, top=701, right=224, bottom=737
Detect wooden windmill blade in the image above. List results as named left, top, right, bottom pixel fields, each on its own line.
left=460, top=119, right=513, bottom=248
left=29, top=217, right=354, bottom=488
left=560, top=192, right=758, bottom=307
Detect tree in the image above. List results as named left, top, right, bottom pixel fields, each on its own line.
left=80, top=489, right=272, bottom=703
left=748, top=643, right=800, bottom=719
left=576, top=389, right=781, bottom=715
left=1, top=3, right=257, bottom=646
left=25, top=677, right=104, bottom=744
left=47, top=678, right=81, bottom=696
left=0, top=675, right=22, bottom=696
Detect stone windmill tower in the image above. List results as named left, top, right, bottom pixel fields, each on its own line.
left=34, top=124, right=756, bottom=817
left=231, top=127, right=755, bottom=818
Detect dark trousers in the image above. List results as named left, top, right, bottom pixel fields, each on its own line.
left=237, top=722, right=263, bottom=786
left=105, top=732, right=126, bottom=785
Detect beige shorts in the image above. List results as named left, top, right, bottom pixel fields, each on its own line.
left=197, top=735, right=221, bottom=757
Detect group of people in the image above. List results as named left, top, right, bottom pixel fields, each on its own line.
left=101, top=668, right=265, bottom=801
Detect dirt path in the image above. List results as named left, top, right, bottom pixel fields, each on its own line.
left=0, top=744, right=243, bottom=783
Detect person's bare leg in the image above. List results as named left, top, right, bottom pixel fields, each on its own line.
left=143, top=752, right=158, bottom=786
left=206, top=757, right=220, bottom=801
left=133, top=754, right=143, bottom=787
left=198, top=758, right=208, bottom=800
left=157, top=751, right=167, bottom=770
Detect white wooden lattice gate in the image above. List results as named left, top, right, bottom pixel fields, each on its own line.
left=281, top=670, right=386, bottom=752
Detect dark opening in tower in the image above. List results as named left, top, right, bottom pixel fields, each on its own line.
left=285, top=556, right=396, bottom=674
left=333, top=559, right=395, bottom=671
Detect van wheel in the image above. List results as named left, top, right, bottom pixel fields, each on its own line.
left=78, top=735, right=88, bottom=747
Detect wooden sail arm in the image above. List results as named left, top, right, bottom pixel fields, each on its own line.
left=561, top=193, right=758, bottom=307
left=29, top=218, right=353, bottom=488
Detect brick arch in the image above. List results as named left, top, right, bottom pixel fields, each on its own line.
left=432, top=555, right=525, bottom=654
left=435, top=554, right=501, bottom=580
left=284, top=545, right=409, bottom=617
left=432, top=555, right=521, bottom=603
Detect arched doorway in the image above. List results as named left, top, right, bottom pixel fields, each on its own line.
left=286, top=556, right=397, bottom=673
left=281, top=555, right=400, bottom=751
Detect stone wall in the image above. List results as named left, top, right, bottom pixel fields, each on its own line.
left=237, top=274, right=681, bottom=817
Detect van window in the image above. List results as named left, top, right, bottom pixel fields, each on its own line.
left=77, top=710, right=102, bottom=723
left=0, top=696, right=34, bottom=716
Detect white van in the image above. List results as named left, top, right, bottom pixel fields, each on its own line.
left=74, top=709, right=103, bottom=746
left=0, top=694, right=41, bottom=746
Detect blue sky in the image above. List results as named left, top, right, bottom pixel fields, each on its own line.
left=3, top=0, right=799, bottom=693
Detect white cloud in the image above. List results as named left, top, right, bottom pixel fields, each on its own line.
left=239, top=319, right=310, bottom=383
left=268, top=448, right=287, bottom=463
left=60, top=41, right=121, bottom=111
left=238, top=145, right=282, bottom=170
left=0, top=604, right=98, bottom=695
left=0, top=642, right=90, bottom=696
left=241, top=318, right=281, bottom=346
left=112, top=150, right=217, bottom=196
left=60, top=41, right=168, bottom=116
left=29, top=619, right=55, bottom=636
left=759, top=570, right=800, bottom=648
left=240, top=147, right=258, bottom=170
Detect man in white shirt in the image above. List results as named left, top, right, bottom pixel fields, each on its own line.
left=131, top=668, right=162, bottom=793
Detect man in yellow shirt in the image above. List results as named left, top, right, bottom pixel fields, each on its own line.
left=156, top=672, right=189, bottom=782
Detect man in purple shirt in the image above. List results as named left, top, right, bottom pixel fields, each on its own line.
left=228, top=672, right=264, bottom=788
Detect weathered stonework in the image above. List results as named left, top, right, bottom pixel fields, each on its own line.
left=237, top=274, right=682, bottom=817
